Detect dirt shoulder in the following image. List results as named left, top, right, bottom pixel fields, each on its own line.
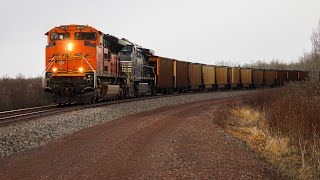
left=0, top=96, right=278, bottom=179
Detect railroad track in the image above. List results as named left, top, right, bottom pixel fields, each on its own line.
left=0, top=105, right=59, bottom=125
left=0, top=97, right=157, bottom=126
left=0, top=90, right=251, bottom=126
left=0, top=93, right=183, bottom=126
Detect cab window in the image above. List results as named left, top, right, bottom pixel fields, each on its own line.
left=120, top=45, right=133, bottom=55
left=50, top=32, right=70, bottom=40
left=74, top=32, right=97, bottom=40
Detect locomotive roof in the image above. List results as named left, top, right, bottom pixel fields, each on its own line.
left=45, top=24, right=101, bottom=35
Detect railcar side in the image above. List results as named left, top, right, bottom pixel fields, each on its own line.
left=215, top=66, right=228, bottom=89
left=227, top=67, right=241, bottom=89
left=202, top=64, right=216, bottom=91
left=188, top=63, right=202, bottom=91
left=173, top=60, right=189, bottom=92
left=148, top=56, right=174, bottom=94
left=264, top=70, right=276, bottom=87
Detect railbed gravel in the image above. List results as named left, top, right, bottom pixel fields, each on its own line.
left=0, top=91, right=250, bottom=159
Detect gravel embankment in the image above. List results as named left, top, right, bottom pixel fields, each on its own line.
left=0, top=91, right=250, bottom=159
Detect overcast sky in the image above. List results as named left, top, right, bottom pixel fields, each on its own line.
left=0, top=0, right=319, bottom=77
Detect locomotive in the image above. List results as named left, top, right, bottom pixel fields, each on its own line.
left=43, top=24, right=309, bottom=104
left=43, top=25, right=155, bottom=104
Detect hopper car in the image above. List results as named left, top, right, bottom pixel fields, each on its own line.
left=227, top=67, right=241, bottom=89
left=43, top=25, right=309, bottom=104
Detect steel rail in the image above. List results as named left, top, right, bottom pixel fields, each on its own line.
left=0, top=105, right=56, bottom=114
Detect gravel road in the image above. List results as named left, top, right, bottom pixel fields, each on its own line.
left=0, top=91, right=249, bottom=159
left=0, top=94, right=278, bottom=179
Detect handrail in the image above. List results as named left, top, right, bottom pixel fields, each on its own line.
left=44, top=56, right=56, bottom=72
left=81, top=55, right=97, bottom=89
left=43, top=54, right=97, bottom=89
left=42, top=56, right=56, bottom=89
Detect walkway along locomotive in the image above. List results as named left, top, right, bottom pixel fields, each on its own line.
left=43, top=25, right=309, bottom=104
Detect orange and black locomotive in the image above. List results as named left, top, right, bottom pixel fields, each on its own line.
left=43, top=25, right=155, bottom=104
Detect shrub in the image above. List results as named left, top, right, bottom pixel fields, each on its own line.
left=0, top=76, right=51, bottom=111
left=245, top=81, right=320, bottom=178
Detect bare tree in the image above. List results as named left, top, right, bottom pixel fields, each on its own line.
left=311, top=20, right=320, bottom=81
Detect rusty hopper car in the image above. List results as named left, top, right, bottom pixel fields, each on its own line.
left=240, top=68, right=252, bottom=88
left=253, top=69, right=264, bottom=87
left=215, top=66, right=228, bottom=89
left=276, top=70, right=287, bottom=85
left=287, top=70, right=298, bottom=82
left=148, top=56, right=173, bottom=94
left=227, top=67, right=240, bottom=89
left=174, top=60, right=188, bottom=92
left=264, top=70, right=276, bottom=87
left=202, top=64, right=215, bottom=90
left=188, top=63, right=202, bottom=91
left=298, top=71, right=309, bottom=80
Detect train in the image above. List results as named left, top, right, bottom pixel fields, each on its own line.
left=43, top=25, right=309, bottom=104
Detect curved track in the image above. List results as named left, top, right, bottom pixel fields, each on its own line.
left=0, top=92, right=214, bottom=126
left=0, top=105, right=58, bottom=125
left=0, top=89, right=255, bottom=127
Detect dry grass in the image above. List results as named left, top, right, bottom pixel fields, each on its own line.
left=227, top=106, right=290, bottom=155
left=0, top=75, right=51, bottom=111
left=225, top=106, right=301, bottom=178
left=216, top=81, right=320, bottom=179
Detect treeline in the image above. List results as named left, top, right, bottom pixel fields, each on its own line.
left=0, top=75, right=51, bottom=111
left=243, top=21, right=320, bottom=81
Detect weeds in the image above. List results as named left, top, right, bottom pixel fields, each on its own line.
left=218, top=81, right=320, bottom=179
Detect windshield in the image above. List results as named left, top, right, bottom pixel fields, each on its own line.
left=120, top=45, right=133, bottom=55
left=50, top=32, right=70, bottom=40
left=74, top=32, right=97, bottom=40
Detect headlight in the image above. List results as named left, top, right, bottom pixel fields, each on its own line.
left=53, top=67, right=57, bottom=72
left=79, top=67, right=83, bottom=72
left=67, top=43, right=73, bottom=51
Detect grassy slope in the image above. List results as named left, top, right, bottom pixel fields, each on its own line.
left=220, top=81, right=320, bottom=179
